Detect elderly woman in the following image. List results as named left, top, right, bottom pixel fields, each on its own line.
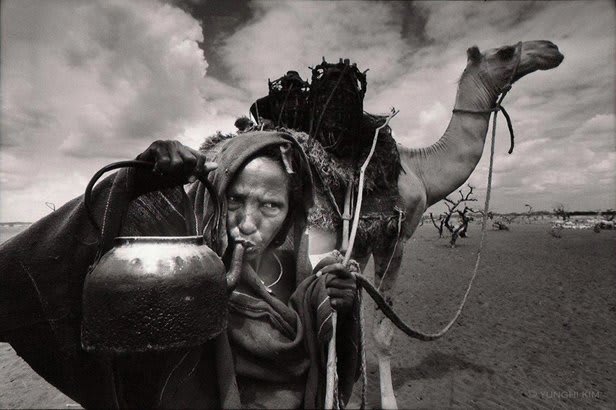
left=0, top=131, right=360, bottom=409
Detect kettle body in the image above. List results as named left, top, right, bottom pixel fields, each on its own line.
left=81, top=235, right=227, bottom=353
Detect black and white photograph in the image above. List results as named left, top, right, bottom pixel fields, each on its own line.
left=1, top=1, right=614, bottom=408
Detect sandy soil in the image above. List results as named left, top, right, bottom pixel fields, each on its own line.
left=1, top=223, right=614, bottom=408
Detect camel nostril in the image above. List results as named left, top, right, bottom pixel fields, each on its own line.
left=553, top=52, right=564, bottom=65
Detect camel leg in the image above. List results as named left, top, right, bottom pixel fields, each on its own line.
left=372, top=243, right=404, bottom=410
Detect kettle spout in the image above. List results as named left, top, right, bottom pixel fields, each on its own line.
left=226, top=242, right=247, bottom=291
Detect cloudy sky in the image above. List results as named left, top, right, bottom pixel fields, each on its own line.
left=1, top=0, right=614, bottom=222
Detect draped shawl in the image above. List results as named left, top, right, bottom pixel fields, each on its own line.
left=0, top=131, right=360, bottom=408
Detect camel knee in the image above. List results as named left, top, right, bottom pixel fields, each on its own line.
left=373, top=316, right=395, bottom=356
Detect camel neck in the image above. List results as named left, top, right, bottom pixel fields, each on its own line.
left=441, top=70, right=497, bottom=147
left=403, top=70, right=499, bottom=206
left=454, top=68, right=499, bottom=112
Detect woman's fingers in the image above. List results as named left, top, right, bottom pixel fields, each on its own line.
left=312, top=250, right=343, bottom=274
left=316, top=262, right=353, bottom=279
left=186, top=146, right=204, bottom=175
left=152, top=144, right=172, bottom=175
left=313, top=256, right=339, bottom=274
left=167, top=142, right=185, bottom=176
left=313, top=257, right=360, bottom=313
left=178, top=148, right=199, bottom=183
left=203, top=161, right=218, bottom=173
left=327, top=287, right=355, bottom=299
left=188, top=146, right=218, bottom=178
left=326, top=274, right=356, bottom=287
left=136, top=141, right=159, bottom=163
left=178, top=146, right=197, bottom=173
left=137, top=140, right=218, bottom=183
left=328, top=288, right=356, bottom=312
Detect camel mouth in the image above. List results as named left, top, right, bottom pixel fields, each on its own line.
left=536, top=42, right=564, bottom=70
left=540, top=47, right=564, bottom=70
left=515, top=42, right=564, bottom=80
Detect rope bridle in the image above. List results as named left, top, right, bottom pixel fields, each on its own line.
left=324, top=43, right=525, bottom=409
left=453, top=42, right=522, bottom=154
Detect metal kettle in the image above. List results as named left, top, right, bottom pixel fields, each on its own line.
left=80, top=160, right=244, bottom=353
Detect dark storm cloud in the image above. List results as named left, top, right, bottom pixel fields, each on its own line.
left=165, top=0, right=253, bottom=81
left=0, top=0, right=614, bottom=221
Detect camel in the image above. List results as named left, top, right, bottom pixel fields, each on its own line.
left=306, top=40, right=564, bottom=408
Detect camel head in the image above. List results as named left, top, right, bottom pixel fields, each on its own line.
left=466, top=40, right=564, bottom=94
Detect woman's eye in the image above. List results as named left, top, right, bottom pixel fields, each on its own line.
left=261, top=202, right=281, bottom=215
left=227, top=196, right=241, bottom=209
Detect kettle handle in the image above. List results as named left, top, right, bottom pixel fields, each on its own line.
left=84, top=159, right=220, bottom=240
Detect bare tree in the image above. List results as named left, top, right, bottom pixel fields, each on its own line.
left=429, top=212, right=446, bottom=238
left=45, top=202, right=56, bottom=212
left=524, top=203, right=534, bottom=224
left=430, top=184, right=478, bottom=247
left=449, top=206, right=475, bottom=247
left=553, top=203, right=569, bottom=221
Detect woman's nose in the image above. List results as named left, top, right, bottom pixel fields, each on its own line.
left=238, top=209, right=258, bottom=236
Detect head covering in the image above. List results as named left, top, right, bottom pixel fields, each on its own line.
left=193, top=131, right=314, bottom=259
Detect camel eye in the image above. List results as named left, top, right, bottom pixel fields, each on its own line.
left=497, top=46, right=515, bottom=60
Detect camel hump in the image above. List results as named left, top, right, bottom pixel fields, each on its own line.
left=361, top=112, right=392, bottom=135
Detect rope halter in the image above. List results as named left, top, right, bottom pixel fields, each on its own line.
left=452, top=42, right=523, bottom=154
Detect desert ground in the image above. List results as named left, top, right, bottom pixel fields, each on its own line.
left=1, top=222, right=614, bottom=409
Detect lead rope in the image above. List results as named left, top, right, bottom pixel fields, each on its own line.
left=351, top=42, right=523, bottom=341
left=348, top=100, right=501, bottom=341
left=325, top=43, right=521, bottom=406
left=327, top=108, right=497, bottom=404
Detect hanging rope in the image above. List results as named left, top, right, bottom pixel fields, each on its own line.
left=349, top=80, right=513, bottom=341
left=325, top=109, right=398, bottom=409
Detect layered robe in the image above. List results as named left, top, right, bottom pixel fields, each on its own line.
left=0, top=132, right=360, bottom=408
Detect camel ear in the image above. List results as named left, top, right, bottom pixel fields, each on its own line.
left=467, top=46, right=482, bottom=63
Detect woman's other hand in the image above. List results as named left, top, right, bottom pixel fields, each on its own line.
left=314, top=250, right=358, bottom=315
left=134, top=140, right=217, bottom=195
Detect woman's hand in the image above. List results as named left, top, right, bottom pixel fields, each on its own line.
left=134, top=140, right=217, bottom=195
left=313, top=250, right=358, bottom=315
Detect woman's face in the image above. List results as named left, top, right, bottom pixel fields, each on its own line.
left=226, top=156, right=290, bottom=261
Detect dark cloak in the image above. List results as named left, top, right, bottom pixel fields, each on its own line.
left=0, top=131, right=360, bottom=408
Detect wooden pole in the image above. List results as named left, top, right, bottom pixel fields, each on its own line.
left=324, top=184, right=352, bottom=409
left=324, top=109, right=398, bottom=409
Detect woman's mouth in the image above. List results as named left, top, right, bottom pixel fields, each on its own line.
left=231, top=237, right=259, bottom=254
left=243, top=246, right=261, bottom=256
